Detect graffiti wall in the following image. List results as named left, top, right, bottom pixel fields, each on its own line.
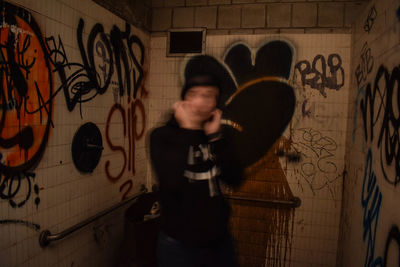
left=339, top=0, right=400, bottom=266
left=0, top=0, right=149, bottom=266
left=148, top=33, right=350, bottom=266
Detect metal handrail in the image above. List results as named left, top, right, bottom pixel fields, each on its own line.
left=225, top=195, right=301, bottom=208
left=39, top=185, right=148, bottom=247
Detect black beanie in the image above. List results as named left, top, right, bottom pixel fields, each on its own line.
left=181, top=74, right=221, bottom=100
left=182, top=55, right=237, bottom=109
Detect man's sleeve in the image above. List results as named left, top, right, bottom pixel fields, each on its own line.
left=211, top=137, right=244, bottom=187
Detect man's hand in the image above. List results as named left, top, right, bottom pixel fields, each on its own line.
left=204, top=109, right=222, bottom=135
left=173, top=101, right=203, bottom=130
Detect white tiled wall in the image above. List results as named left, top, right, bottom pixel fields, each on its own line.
left=0, top=0, right=150, bottom=266
left=340, top=0, right=400, bottom=266
left=2, top=0, right=395, bottom=265
left=148, top=33, right=351, bottom=266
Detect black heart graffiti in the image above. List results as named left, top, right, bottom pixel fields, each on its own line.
left=223, top=41, right=296, bottom=168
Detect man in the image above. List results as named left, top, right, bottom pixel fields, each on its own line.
left=150, top=73, right=242, bottom=267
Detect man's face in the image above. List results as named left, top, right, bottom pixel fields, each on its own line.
left=184, top=85, right=219, bottom=122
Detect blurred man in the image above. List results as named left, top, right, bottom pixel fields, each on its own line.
left=150, top=73, right=242, bottom=267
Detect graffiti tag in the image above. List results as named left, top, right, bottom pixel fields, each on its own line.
left=295, top=54, right=344, bottom=97
left=360, top=64, right=400, bottom=186
left=355, top=42, right=374, bottom=88
left=362, top=149, right=383, bottom=267
left=364, top=6, right=377, bottom=33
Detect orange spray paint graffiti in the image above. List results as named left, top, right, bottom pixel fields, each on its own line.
left=0, top=4, right=53, bottom=173
left=0, top=2, right=53, bottom=208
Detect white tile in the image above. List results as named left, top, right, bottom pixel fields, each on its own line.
left=1, top=243, right=17, bottom=266
left=15, top=239, right=30, bottom=265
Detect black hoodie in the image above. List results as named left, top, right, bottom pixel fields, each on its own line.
left=150, top=117, right=242, bottom=247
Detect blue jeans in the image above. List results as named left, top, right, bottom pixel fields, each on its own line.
left=157, top=231, right=238, bottom=267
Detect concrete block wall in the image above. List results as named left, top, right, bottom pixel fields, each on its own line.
left=151, top=0, right=369, bottom=34
left=339, top=0, right=400, bottom=265
left=93, top=0, right=152, bottom=31
left=148, top=32, right=351, bottom=266
left=0, top=0, right=150, bottom=266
